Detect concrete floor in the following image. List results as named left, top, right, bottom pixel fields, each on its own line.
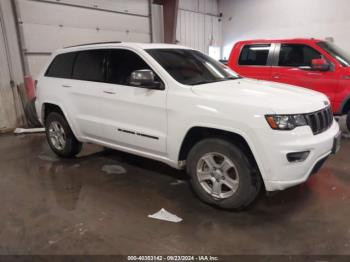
left=0, top=133, right=349, bottom=255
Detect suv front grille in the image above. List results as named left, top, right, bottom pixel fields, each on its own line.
left=305, top=107, right=333, bottom=135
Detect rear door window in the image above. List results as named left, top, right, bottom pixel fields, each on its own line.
left=278, top=44, right=322, bottom=67
left=238, top=44, right=271, bottom=66
left=72, top=50, right=107, bottom=82
left=45, top=52, right=76, bottom=78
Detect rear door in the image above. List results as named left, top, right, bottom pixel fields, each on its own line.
left=68, top=49, right=108, bottom=139
left=234, top=43, right=274, bottom=81
left=271, top=43, right=338, bottom=101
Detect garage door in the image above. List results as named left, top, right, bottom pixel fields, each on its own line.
left=15, top=0, right=151, bottom=77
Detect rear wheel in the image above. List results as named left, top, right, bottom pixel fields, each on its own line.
left=45, top=112, right=82, bottom=158
left=187, top=138, right=261, bottom=210
left=347, top=111, right=350, bottom=132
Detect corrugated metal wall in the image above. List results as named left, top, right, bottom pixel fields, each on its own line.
left=15, top=0, right=152, bottom=77
left=176, top=0, right=221, bottom=54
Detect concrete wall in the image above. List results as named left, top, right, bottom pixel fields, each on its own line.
left=219, top=0, right=350, bottom=59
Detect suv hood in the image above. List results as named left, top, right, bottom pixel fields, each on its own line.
left=191, top=78, right=329, bottom=114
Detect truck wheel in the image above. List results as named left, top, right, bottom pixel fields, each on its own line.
left=187, top=138, right=261, bottom=210
left=45, top=112, right=82, bottom=158
left=347, top=111, right=350, bottom=132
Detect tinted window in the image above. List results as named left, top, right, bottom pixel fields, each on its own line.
left=278, top=44, right=321, bottom=67
left=73, top=50, right=106, bottom=82
left=107, top=49, right=153, bottom=85
left=147, top=49, right=239, bottom=85
left=238, top=44, right=270, bottom=66
left=45, top=52, right=76, bottom=78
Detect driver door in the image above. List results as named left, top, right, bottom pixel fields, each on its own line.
left=271, top=43, right=338, bottom=102
left=96, top=49, right=167, bottom=155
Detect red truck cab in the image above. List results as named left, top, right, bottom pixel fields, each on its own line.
left=228, top=38, right=350, bottom=129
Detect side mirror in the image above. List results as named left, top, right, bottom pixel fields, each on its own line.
left=129, top=69, right=162, bottom=90
left=311, top=58, right=330, bottom=71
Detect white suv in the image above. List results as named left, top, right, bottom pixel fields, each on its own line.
left=35, top=42, right=341, bottom=210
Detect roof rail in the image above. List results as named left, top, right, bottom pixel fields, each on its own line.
left=64, top=41, right=122, bottom=48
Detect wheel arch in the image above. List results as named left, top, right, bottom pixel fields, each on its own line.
left=42, top=103, right=64, bottom=124
left=339, top=95, right=350, bottom=115
left=41, top=102, right=81, bottom=139
left=178, top=126, right=265, bottom=187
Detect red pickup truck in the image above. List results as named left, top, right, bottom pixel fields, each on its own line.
left=228, top=38, right=350, bottom=129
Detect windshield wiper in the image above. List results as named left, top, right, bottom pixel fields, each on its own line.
left=224, top=76, right=242, bottom=80
left=190, top=79, right=226, bottom=85
left=190, top=77, right=242, bottom=85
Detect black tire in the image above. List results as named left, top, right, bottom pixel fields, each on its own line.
left=347, top=111, right=350, bottom=132
left=45, top=112, right=82, bottom=158
left=187, top=138, right=261, bottom=210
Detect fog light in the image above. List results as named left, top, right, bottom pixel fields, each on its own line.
left=287, top=151, right=310, bottom=163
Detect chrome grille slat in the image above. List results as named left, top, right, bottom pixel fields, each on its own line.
left=318, top=112, right=324, bottom=131
left=315, top=113, right=321, bottom=132
left=304, top=107, right=333, bottom=135
left=324, top=109, right=329, bottom=128
left=322, top=109, right=328, bottom=131
left=320, top=111, right=326, bottom=131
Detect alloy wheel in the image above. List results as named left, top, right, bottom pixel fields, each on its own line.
left=48, top=121, right=66, bottom=151
left=196, top=152, right=239, bottom=199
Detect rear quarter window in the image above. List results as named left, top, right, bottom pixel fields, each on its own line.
left=45, top=52, right=76, bottom=78
left=238, top=44, right=271, bottom=66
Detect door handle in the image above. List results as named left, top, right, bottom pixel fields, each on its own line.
left=62, top=85, right=71, bottom=88
left=272, top=75, right=280, bottom=79
left=103, top=90, right=116, bottom=94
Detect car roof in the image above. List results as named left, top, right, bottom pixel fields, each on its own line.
left=235, top=38, right=324, bottom=45
left=60, top=42, right=192, bottom=54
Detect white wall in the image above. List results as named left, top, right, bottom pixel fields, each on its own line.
left=176, top=0, right=222, bottom=54
left=219, top=0, right=350, bottom=59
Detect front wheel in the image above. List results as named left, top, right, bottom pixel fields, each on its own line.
left=347, top=111, right=350, bottom=132
left=45, top=112, right=82, bottom=158
left=187, top=138, right=261, bottom=210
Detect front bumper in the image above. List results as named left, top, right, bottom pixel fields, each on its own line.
left=251, top=120, right=340, bottom=191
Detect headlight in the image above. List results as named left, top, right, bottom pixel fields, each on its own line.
left=265, top=114, right=307, bottom=130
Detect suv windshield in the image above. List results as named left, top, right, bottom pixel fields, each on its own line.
left=317, top=41, right=350, bottom=67
left=146, top=49, right=240, bottom=85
